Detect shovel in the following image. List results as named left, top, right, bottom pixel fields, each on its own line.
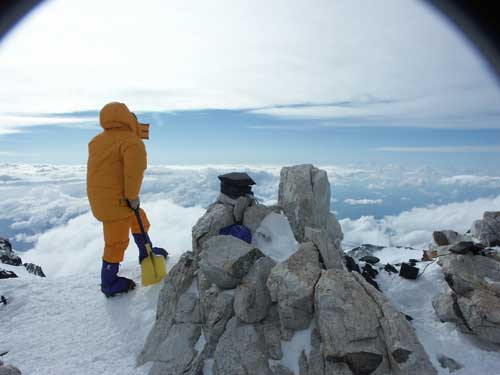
left=133, top=208, right=167, bottom=287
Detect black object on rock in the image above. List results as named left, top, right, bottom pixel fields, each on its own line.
left=449, top=241, right=484, bottom=255
left=362, top=263, right=379, bottom=279
left=218, top=172, right=255, bottom=199
left=404, top=314, right=414, bottom=322
left=0, top=269, right=18, bottom=279
left=360, top=255, right=380, bottom=265
left=384, top=263, right=398, bottom=274
left=408, top=259, right=419, bottom=267
left=399, top=262, right=419, bottom=280
left=23, top=263, right=46, bottom=277
left=344, top=255, right=361, bottom=273
left=0, top=295, right=6, bottom=305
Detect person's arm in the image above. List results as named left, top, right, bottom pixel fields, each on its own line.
left=122, top=139, right=147, bottom=203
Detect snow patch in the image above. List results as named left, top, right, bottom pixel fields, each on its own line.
left=253, top=212, right=299, bottom=262
left=269, top=326, right=313, bottom=375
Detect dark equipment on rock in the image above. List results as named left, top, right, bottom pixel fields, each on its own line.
left=399, top=262, right=419, bottom=280
left=218, top=172, right=255, bottom=199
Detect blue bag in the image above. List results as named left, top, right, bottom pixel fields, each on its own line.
left=219, top=224, right=252, bottom=244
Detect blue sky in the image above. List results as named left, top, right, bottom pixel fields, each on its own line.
left=0, top=0, right=499, bottom=169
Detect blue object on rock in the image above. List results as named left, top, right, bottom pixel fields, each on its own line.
left=132, top=233, right=168, bottom=264
left=219, top=224, right=252, bottom=244
left=101, top=261, right=136, bottom=297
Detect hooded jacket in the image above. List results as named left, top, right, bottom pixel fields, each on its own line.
left=87, top=102, right=147, bottom=222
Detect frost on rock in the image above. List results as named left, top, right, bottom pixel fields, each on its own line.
left=253, top=212, right=299, bottom=262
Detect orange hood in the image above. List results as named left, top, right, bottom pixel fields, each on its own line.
left=99, top=102, right=149, bottom=139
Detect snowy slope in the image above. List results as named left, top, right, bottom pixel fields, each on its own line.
left=0, top=258, right=181, bottom=375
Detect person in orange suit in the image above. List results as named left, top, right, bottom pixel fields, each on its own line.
left=87, top=102, right=167, bottom=297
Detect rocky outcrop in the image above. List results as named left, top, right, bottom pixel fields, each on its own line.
left=192, top=203, right=235, bottom=255
left=471, top=211, right=500, bottom=246
left=23, top=263, right=45, bottom=277
left=140, top=165, right=435, bottom=375
left=315, top=270, right=436, bottom=375
left=0, top=364, right=22, bottom=375
left=432, top=214, right=500, bottom=345
left=432, top=230, right=461, bottom=246
left=0, top=269, right=18, bottom=279
left=199, top=236, right=264, bottom=289
left=267, top=242, right=322, bottom=333
left=0, top=238, right=22, bottom=267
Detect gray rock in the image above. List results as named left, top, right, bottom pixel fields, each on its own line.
left=243, top=204, right=273, bottom=234
left=149, top=323, right=201, bottom=375
left=433, top=230, right=460, bottom=246
left=278, top=164, right=331, bottom=242
left=138, top=252, right=198, bottom=364
left=437, top=354, right=463, bottom=373
left=471, top=211, right=500, bottom=246
left=0, top=365, right=22, bottom=375
left=347, top=244, right=385, bottom=259
left=23, top=263, right=46, bottom=277
left=305, top=224, right=344, bottom=270
left=315, top=269, right=437, bottom=375
left=448, top=241, right=483, bottom=255
left=271, top=364, right=295, bottom=375
left=432, top=291, right=470, bottom=333
left=213, top=317, right=273, bottom=375
left=175, top=292, right=201, bottom=324
left=200, top=285, right=234, bottom=356
left=255, top=304, right=283, bottom=360
left=267, top=242, right=322, bottom=332
left=192, top=203, right=235, bottom=255
left=456, top=289, right=500, bottom=344
left=0, top=238, right=22, bottom=267
left=438, top=252, right=500, bottom=296
left=199, top=236, right=265, bottom=289
left=234, top=256, right=276, bottom=323
left=359, top=255, right=380, bottom=265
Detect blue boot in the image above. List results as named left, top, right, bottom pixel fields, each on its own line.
left=132, top=233, right=168, bottom=264
left=101, top=261, right=136, bottom=298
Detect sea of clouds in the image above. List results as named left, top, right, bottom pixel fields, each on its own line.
left=1, top=163, right=500, bottom=276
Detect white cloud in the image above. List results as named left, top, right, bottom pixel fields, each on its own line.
left=344, top=198, right=383, bottom=205
left=341, top=195, right=500, bottom=249
left=439, top=175, right=500, bottom=187
left=0, top=114, right=96, bottom=135
left=0, top=0, right=498, bottom=129
left=374, top=146, right=500, bottom=153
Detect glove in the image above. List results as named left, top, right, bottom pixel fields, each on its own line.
left=127, top=197, right=140, bottom=210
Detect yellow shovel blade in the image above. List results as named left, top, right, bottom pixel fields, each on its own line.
left=141, top=252, right=167, bottom=287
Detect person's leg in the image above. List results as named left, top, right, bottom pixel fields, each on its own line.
left=130, top=208, right=168, bottom=263
left=101, top=218, right=135, bottom=297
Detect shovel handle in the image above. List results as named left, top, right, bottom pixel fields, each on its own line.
left=132, top=208, right=152, bottom=249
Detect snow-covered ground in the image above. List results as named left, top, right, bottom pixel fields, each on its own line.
left=0, top=257, right=179, bottom=375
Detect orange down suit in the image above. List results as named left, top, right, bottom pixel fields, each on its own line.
left=86, top=102, right=150, bottom=263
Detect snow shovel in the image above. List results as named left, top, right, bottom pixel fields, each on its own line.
left=133, top=208, right=167, bottom=287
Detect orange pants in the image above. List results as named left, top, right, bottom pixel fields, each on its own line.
left=102, top=208, right=150, bottom=263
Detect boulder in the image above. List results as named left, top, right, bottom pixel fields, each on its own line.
left=213, top=317, right=273, bottom=375
left=278, top=165, right=332, bottom=242
left=432, top=291, right=470, bottom=333
left=360, top=255, right=380, bottom=265
left=471, top=211, right=500, bottom=246
left=267, top=242, right=322, bottom=332
left=0, top=269, right=17, bottom=279
left=255, top=305, right=283, bottom=360
left=199, top=285, right=234, bottom=356
left=0, top=238, right=22, bottom=267
left=347, top=244, right=385, bottom=259
left=199, top=236, right=265, bottom=289
left=271, top=364, right=295, bottom=375
left=437, top=354, right=463, bottom=373
left=438, top=252, right=500, bottom=296
left=315, top=269, right=437, bottom=375
left=0, top=365, right=22, bottom=375
left=148, top=323, right=201, bottom=375
left=304, top=224, right=344, bottom=270
left=23, top=263, right=46, bottom=277
left=243, top=204, right=273, bottom=234
left=192, top=203, right=235, bottom=255
left=234, top=256, right=276, bottom=323
left=138, top=252, right=198, bottom=364
left=432, top=230, right=460, bottom=246
left=456, top=289, right=500, bottom=344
